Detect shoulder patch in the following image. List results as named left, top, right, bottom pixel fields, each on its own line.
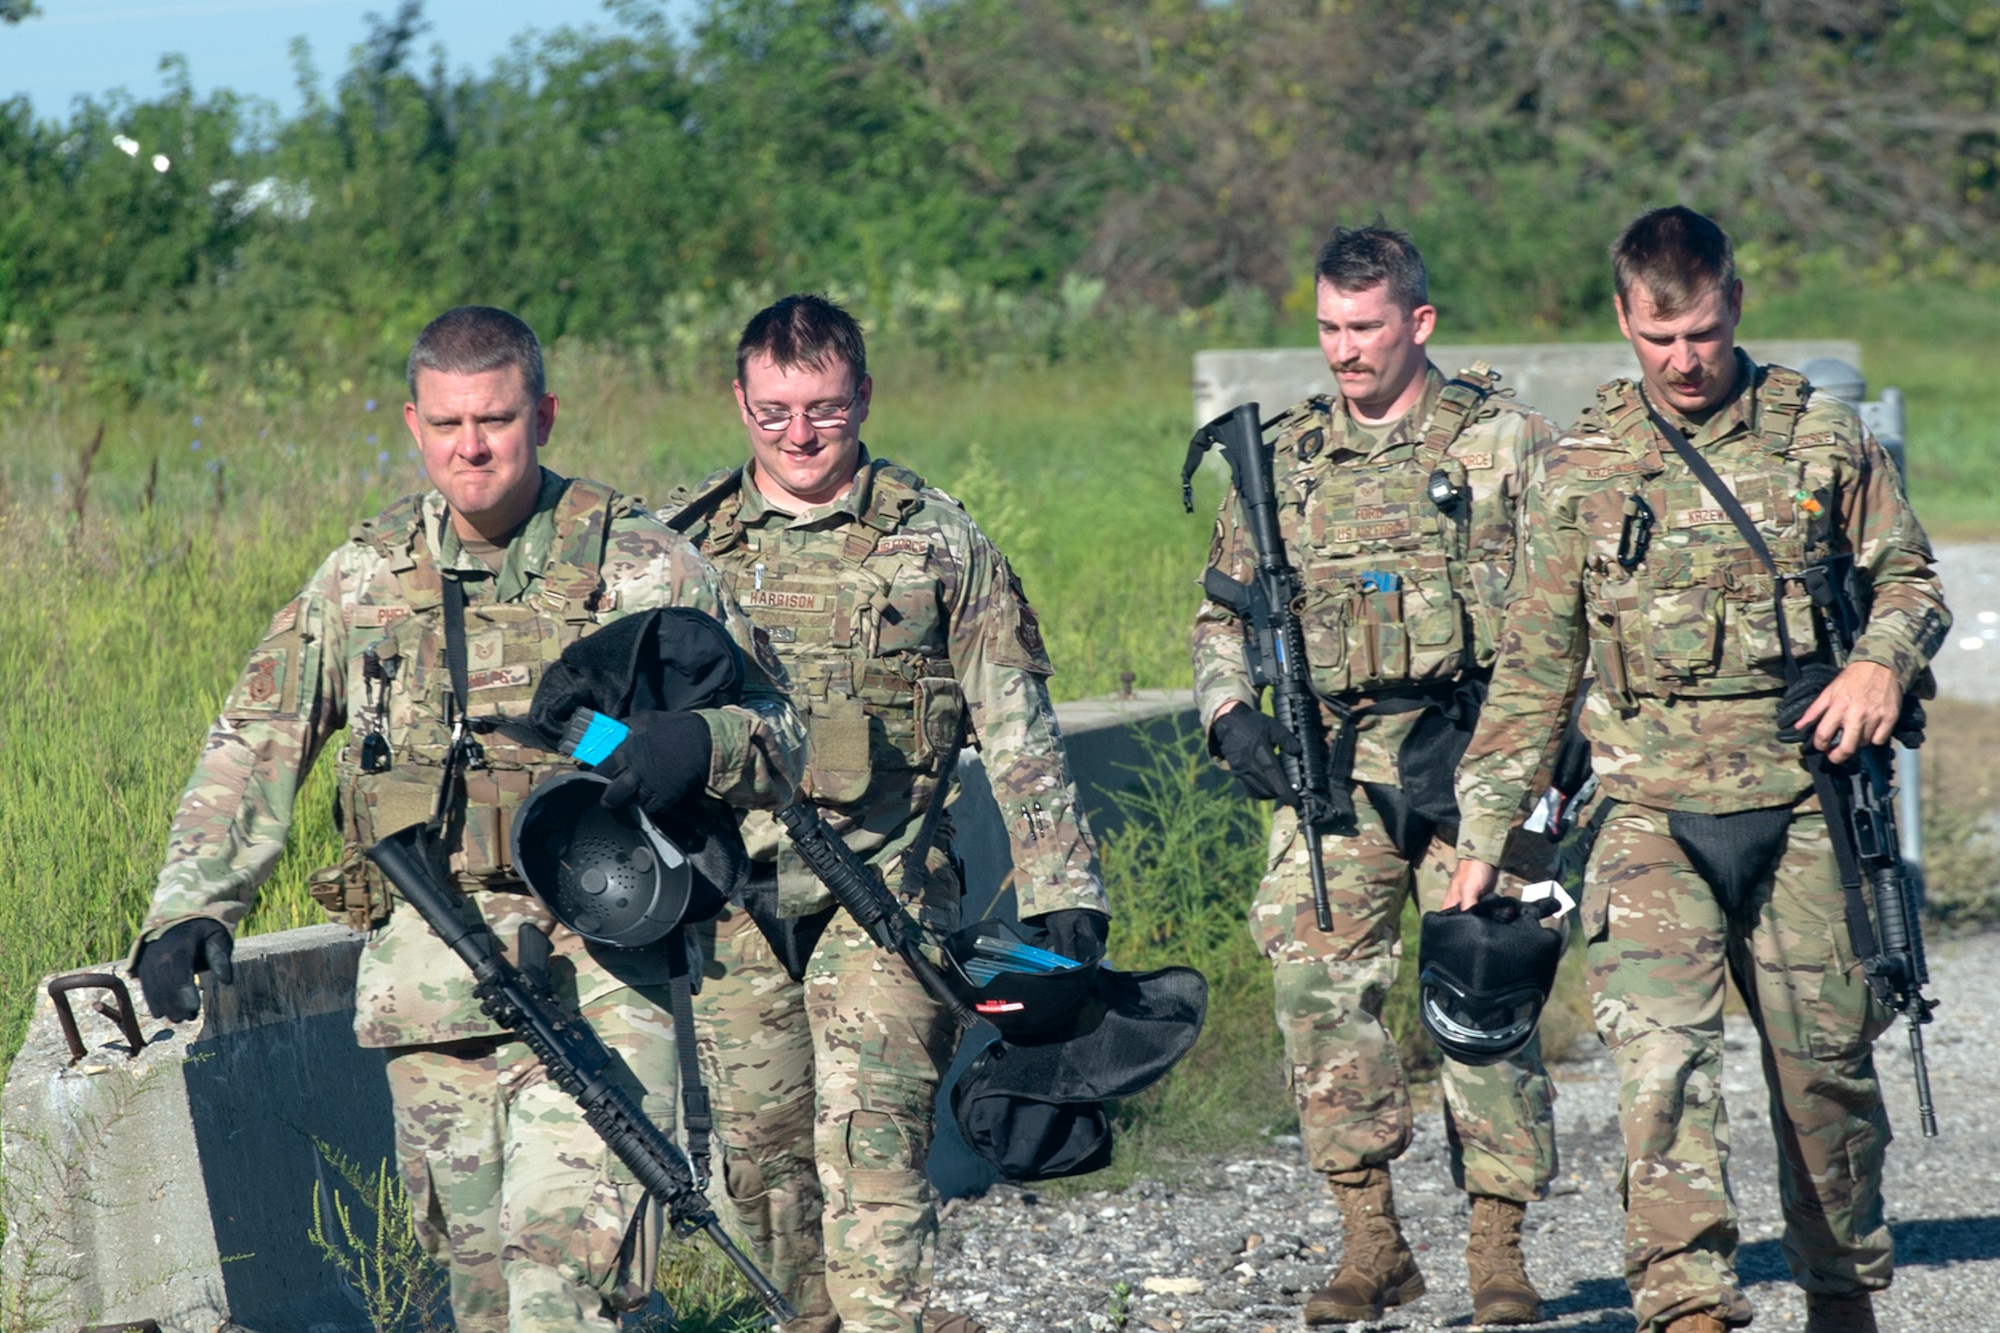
left=750, top=624, right=785, bottom=681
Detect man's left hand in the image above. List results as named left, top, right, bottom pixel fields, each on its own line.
left=1790, top=660, right=1900, bottom=765
left=594, top=710, right=713, bottom=815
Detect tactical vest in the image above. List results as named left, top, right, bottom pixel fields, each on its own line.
left=671, top=463, right=965, bottom=808
left=1577, top=367, right=1833, bottom=708
left=1284, top=366, right=1504, bottom=695
left=310, top=479, right=626, bottom=926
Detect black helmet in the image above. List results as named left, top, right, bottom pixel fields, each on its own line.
left=510, top=771, right=692, bottom=948
left=1417, top=895, right=1564, bottom=1066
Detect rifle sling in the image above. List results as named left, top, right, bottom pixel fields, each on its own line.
left=897, top=720, right=966, bottom=901
left=665, top=934, right=713, bottom=1187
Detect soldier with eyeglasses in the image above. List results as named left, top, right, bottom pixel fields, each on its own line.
left=659, top=294, right=1111, bottom=1333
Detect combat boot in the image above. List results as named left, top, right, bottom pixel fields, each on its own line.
left=1804, top=1292, right=1878, bottom=1333
left=1464, top=1195, right=1544, bottom=1325
left=924, top=1311, right=988, bottom=1333
left=1303, top=1167, right=1427, bottom=1326
left=1661, top=1315, right=1729, bottom=1333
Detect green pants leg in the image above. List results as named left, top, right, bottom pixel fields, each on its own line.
left=387, top=984, right=677, bottom=1333
left=693, top=905, right=836, bottom=1333
left=696, top=875, right=960, bottom=1333
left=1251, top=800, right=1557, bottom=1200
left=1585, top=806, right=1893, bottom=1332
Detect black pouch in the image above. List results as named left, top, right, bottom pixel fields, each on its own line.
left=738, top=860, right=838, bottom=983
left=1363, top=673, right=1488, bottom=861
left=1667, top=806, right=1794, bottom=923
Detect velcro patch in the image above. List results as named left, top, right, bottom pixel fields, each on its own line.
left=1351, top=505, right=1399, bottom=522
left=743, top=589, right=830, bottom=612
left=236, top=649, right=288, bottom=711
left=467, top=665, right=531, bottom=692
left=267, top=601, right=299, bottom=636
left=1332, top=520, right=1411, bottom=542
left=1584, top=464, right=1643, bottom=480
left=350, top=604, right=413, bottom=628
left=1676, top=501, right=1765, bottom=528
left=1455, top=451, right=1494, bottom=470
left=875, top=535, right=932, bottom=557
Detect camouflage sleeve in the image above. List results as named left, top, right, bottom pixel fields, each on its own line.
left=142, top=547, right=351, bottom=943
left=948, top=528, right=1109, bottom=920
left=1453, top=449, right=1587, bottom=864
left=1189, top=483, right=1259, bottom=735
left=1841, top=430, right=1951, bottom=687
left=603, top=513, right=804, bottom=808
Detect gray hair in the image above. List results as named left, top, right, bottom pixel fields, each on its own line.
left=406, top=306, right=546, bottom=402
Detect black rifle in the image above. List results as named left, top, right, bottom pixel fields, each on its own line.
left=1803, top=554, right=1939, bottom=1137
left=774, top=801, right=975, bottom=1029
left=365, top=825, right=798, bottom=1322
left=1184, top=402, right=1350, bottom=931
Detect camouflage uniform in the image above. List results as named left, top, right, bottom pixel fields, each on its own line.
left=1191, top=364, right=1561, bottom=1199
left=1454, top=355, right=1950, bottom=1330
left=140, top=469, right=804, bottom=1333
left=664, top=453, right=1108, bottom=1333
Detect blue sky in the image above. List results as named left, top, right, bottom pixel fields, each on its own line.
left=4, top=0, right=667, bottom=125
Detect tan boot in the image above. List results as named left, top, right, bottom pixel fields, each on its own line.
left=923, top=1313, right=988, bottom=1333
left=1303, top=1167, right=1427, bottom=1326
left=1804, top=1292, right=1878, bottom=1333
left=1465, top=1195, right=1544, bottom=1325
left=1662, top=1316, right=1730, bottom=1333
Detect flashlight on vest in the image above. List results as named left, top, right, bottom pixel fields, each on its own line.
left=1426, top=469, right=1464, bottom=515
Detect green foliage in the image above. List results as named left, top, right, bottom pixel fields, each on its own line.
left=306, top=1144, right=450, bottom=1333
left=6, top=1, right=2000, bottom=395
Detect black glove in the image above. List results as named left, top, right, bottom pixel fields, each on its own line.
left=1212, top=706, right=1301, bottom=804
left=135, top=918, right=236, bottom=1022
left=594, top=710, right=713, bottom=816
left=1020, top=908, right=1110, bottom=965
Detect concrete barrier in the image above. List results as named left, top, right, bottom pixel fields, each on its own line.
left=2, top=926, right=394, bottom=1333
left=1, top=689, right=1211, bottom=1318
left=1191, top=339, right=1863, bottom=432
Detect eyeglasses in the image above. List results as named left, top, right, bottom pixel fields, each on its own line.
left=749, top=391, right=859, bottom=433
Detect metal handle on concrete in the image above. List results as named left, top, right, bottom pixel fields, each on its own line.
left=48, top=973, right=147, bottom=1063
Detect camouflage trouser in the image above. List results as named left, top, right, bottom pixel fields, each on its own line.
left=1250, top=799, right=1558, bottom=1200
left=1584, top=805, right=1895, bottom=1331
left=384, top=985, right=678, bottom=1333
left=692, top=879, right=960, bottom=1333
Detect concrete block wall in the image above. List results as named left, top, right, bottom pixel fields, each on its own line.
left=1191, top=339, right=1863, bottom=433
left=3, top=926, right=394, bottom=1333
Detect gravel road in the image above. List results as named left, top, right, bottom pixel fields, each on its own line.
left=1932, top=543, right=2000, bottom=705
left=931, top=927, right=2000, bottom=1332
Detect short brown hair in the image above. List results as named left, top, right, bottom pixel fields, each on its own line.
left=1611, top=206, right=1736, bottom=317
left=1314, top=225, right=1429, bottom=311
left=407, top=306, right=545, bottom=402
left=735, top=294, right=867, bottom=386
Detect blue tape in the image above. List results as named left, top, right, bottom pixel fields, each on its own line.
left=571, top=711, right=630, bottom=766
left=1359, top=570, right=1400, bottom=594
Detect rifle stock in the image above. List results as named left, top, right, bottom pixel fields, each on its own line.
left=1187, top=403, right=1346, bottom=931
left=365, top=825, right=798, bottom=1323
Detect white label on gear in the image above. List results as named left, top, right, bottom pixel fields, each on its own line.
left=1519, top=879, right=1577, bottom=921
left=1522, top=787, right=1560, bottom=835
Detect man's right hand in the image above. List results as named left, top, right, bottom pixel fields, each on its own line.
left=1212, top=703, right=1302, bottom=804
left=135, top=918, right=236, bottom=1022
left=1442, top=858, right=1500, bottom=913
